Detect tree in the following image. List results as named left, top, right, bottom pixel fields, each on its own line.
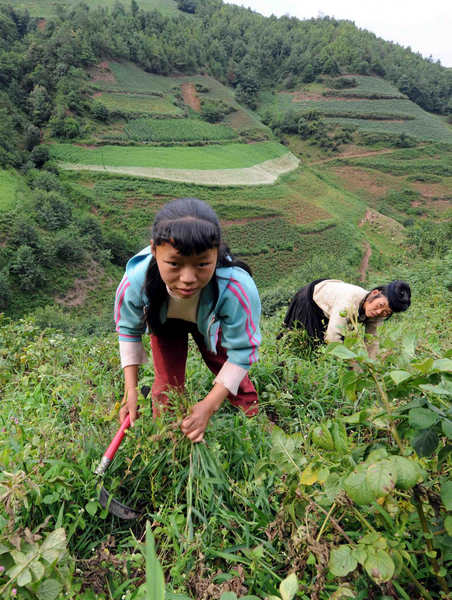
left=28, top=85, right=51, bottom=125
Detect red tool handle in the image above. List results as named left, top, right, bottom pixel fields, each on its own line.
left=95, top=414, right=131, bottom=475
left=104, top=413, right=131, bottom=460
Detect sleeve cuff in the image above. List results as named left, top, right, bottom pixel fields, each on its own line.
left=214, top=361, right=248, bottom=396
left=119, top=341, right=149, bottom=368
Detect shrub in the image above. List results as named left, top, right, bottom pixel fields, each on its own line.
left=78, top=215, right=103, bottom=248
left=9, top=245, right=44, bottom=291
left=103, top=229, right=136, bottom=266
left=30, top=145, right=50, bottom=168
left=54, top=229, right=85, bottom=262
left=34, top=191, right=72, bottom=230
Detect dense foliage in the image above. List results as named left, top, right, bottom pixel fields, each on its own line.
left=0, top=0, right=451, bottom=167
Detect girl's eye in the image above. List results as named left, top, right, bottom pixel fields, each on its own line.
left=198, top=262, right=210, bottom=267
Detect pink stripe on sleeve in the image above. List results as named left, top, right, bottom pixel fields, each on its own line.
left=227, top=284, right=258, bottom=365
left=115, top=280, right=130, bottom=329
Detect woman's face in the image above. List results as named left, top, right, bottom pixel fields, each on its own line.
left=152, top=241, right=218, bottom=299
left=364, top=291, right=392, bottom=319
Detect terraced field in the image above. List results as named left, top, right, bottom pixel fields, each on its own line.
left=124, top=118, right=238, bottom=142
left=50, top=141, right=288, bottom=169
left=90, top=61, right=270, bottom=135
left=258, top=76, right=452, bottom=143
left=94, top=92, right=183, bottom=117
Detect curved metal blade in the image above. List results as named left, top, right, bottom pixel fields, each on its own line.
left=99, top=486, right=140, bottom=520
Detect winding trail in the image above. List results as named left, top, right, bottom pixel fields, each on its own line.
left=58, top=152, right=300, bottom=186
left=359, top=241, right=372, bottom=282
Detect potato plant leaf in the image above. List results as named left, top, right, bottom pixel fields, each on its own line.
left=389, top=370, right=411, bottom=385
left=366, top=460, right=396, bottom=497
left=40, top=528, right=66, bottom=565
left=440, top=481, right=452, bottom=511
left=444, top=515, right=452, bottom=536
left=432, top=358, right=452, bottom=372
left=36, top=579, right=63, bottom=600
left=279, top=572, right=298, bottom=600
left=442, top=419, right=452, bottom=439
left=363, top=549, right=394, bottom=583
left=412, top=428, right=439, bottom=457
left=408, top=408, right=439, bottom=429
left=329, top=545, right=357, bottom=577
left=328, top=345, right=357, bottom=360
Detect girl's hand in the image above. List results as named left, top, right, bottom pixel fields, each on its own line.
left=180, top=383, right=229, bottom=443
left=181, top=400, right=212, bottom=443
left=119, top=387, right=139, bottom=426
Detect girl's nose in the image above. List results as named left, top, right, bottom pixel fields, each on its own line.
left=179, top=266, right=197, bottom=283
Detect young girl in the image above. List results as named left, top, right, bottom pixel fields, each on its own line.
left=114, top=198, right=261, bottom=443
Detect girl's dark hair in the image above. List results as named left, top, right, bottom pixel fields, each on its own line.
left=144, top=198, right=251, bottom=333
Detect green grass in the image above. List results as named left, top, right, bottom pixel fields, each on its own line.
left=50, top=141, right=288, bottom=169
left=124, top=118, right=238, bottom=142
left=95, top=92, right=183, bottom=116
left=13, top=0, right=178, bottom=18
left=0, top=168, right=22, bottom=211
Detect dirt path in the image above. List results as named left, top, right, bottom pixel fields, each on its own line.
left=359, top=241, right=372, bottom=282
left=59, top=153, right=300, bottom=186
left=308, top=148, right=395, bottom=166
left=181, top=83, right=201, bottom=111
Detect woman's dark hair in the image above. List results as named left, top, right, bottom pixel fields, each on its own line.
left=370, top=280, right=411, bottom=315
left=144, top=198, right=251, bottom=333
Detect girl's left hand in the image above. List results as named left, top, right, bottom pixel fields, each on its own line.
left=181, top=400, right=212, bottom=443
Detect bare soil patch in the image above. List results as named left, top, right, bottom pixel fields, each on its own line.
left=37, top=19, right=46, bottom=31
left=411, top=181, right=452, bottom=199
left=181, top=83, right=200, bottom=111
left=359, top=207, right=404, bottom=239
left=282, top=91, right=366, bottom=102
left=56, top=263, right=103, bottom=307
left=88, top=62, right=115, bottom=83
left=330, top=166, right=403, bottom=199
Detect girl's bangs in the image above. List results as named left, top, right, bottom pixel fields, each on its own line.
left=155, top=218, right=220, bottom=255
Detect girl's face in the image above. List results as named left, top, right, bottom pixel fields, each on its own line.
left=152, top=241, right=218, bottom=299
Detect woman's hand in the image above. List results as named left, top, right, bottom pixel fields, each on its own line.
left=181, top=400, right=213, bottom=443
left=119, top=387, right=139, bottom=426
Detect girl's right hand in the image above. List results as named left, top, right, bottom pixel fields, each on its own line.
left=119, top=387, right=138, bottom=426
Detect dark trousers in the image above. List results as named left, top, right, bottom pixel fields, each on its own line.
left=150, top=319, right=258, bottom=417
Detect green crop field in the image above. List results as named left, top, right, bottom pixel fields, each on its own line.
left=326, top=75, right=406, bottom=98
left=0, top=168, right=21, bottom=211
left=50, top=141, right=288, bottom=169
left=124, top=118, right=238, bottom=142
left=94, top=92, right=183, bottom=116
left=13, top=0, right=178, bottom=18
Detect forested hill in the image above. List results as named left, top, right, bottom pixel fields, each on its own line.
left=1, top=0, right=451, bottom=168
